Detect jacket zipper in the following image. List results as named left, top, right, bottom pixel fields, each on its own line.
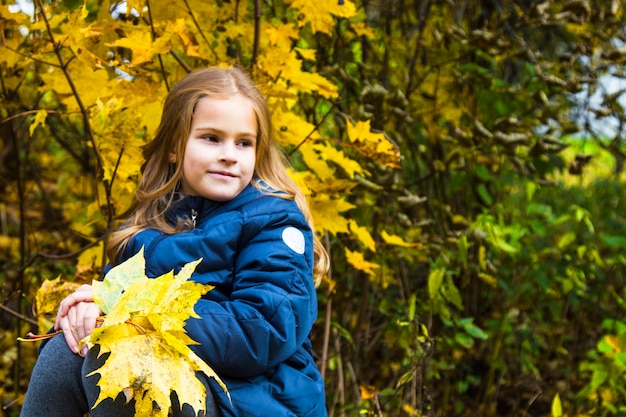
left=191, top=209, right=197, bottom=227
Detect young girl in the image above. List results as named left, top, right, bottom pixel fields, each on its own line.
left=21, top=67, right=329, bottom=417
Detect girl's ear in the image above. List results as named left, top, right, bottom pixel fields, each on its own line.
left=168, top=153, right=176, bottom=163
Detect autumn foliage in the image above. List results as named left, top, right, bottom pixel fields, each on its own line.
left=3, top=0, right=626, bottom=416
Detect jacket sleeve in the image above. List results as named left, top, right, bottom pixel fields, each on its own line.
left=184, top=202, right=319, bottom=378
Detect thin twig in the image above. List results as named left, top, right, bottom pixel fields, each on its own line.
left=0, top=44, right=63, bottom=68
left=251, top=0, right=261, bottom=68
left=0, top=109, right=64, bottom=124
left=145, top=0, right=170, bottom=91
left=0, top=304, right=38, bottom=327
left=182, top=0, right=218, bottom=61
left=320, top=232, right=333, bottom=380
left=36, top=237, right=103, bottom=260
left=288, top=99, right=339, bottom=156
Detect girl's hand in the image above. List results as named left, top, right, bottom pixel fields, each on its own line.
left=54, top=284, right=101, bottom=355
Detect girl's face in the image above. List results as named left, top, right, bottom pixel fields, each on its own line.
left=180, top=94, right=257, bottom=201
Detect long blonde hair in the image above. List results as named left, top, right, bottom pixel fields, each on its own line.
left=107, top=67, right=328, bottom=281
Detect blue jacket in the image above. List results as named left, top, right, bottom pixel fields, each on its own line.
left=119, top=184, right=327, bottom=417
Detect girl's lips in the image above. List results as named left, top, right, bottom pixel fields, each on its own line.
left=210, top=171, right=236, bottom=177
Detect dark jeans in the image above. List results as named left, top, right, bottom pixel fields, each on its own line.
left=20, top=334, right=220, bottom=417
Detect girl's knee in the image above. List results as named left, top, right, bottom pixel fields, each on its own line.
left=37, top=334, right=85, bottom=380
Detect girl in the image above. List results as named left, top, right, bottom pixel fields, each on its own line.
left=21, top=66, right=329, bottom=417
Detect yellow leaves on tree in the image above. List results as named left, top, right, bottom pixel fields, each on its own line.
left=105, top=19, right=197, bottom=67
left=86, top=249, right=228, bottom=417
left=63, top=4, right=103, bottom=66
left=346, top=119, right=401, bottom=169
left=288, top=0, right=358, bottom=34
left=258, top=47, right=338, bottom=99
left=345, top=248, right=379, bottom=276
left=91, top=96, right=147, bottom=196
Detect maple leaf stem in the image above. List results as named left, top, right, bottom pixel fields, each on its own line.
left=17, top=317, right=106, bottom=342
left=125, top=320, right=148, bottom=334
left=17, top=330, right=62, bottom=342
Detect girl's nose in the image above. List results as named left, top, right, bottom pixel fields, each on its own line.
left=219, top=143, right=237, bottom=163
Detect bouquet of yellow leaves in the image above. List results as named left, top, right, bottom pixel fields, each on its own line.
left=85, top=248, right=228, bottom=416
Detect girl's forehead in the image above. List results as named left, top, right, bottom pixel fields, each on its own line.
left=191, top=95, right=258, bottom=133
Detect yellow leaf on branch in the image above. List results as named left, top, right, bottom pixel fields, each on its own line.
left=61, top=4, right=103, bottom=66
left=266, top=24, right=300, bottom=47
left=381, top=230, right=423, bottom=248
left=346, top=119, right=401, bottom=169
left=86, top=249, right=228, bottom=417
left=258, top=48, right=338, bottom=99
left=34, top=277, right=82, bottom=333
left=348, top=220, right=376, bottom=252
left=288, top=0, right=357, bottom=35
left=309, top=194, right=354, bottom=236
left=29, top=110, right=48, bottom=136
left=106, top=28, right=173, bottom=66
left=345, top=248, right=379, bottom=276
left=272, top=108, right=316, bottom=148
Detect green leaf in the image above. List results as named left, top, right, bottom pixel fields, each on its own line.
left=601, top=235, right=626, bottom=249
left=428, top=268, right=445, bottom=300
left=459, top=318, right=489, bottom=340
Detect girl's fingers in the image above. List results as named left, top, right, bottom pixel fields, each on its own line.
left=55, top=284, right=94, bottom=328
left=58, top=315, right=79, bottom=353
left=57, top=301, right=101, bottom=354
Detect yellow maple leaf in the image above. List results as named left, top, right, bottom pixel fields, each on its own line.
left=352, top=21, right=376, bottom=39
left=29, top=110, right=48, bottom=136
left=309, top=194, right=354, bottom=236
left=349, top=220, right=376, bottom=252
left=87, top=249, right=228, bottom=417
left=39, top=66, right=112, bottom=113
left=299, top=143, right=335, bottom=180
left=345, top=248, right=379, bottom=276
left=288, top=0, right=357, bottom=34
left=266, top=24, right=300, bottom=46
left=257, top=48, right=338, bottom=99
left=380, top=230, right=422, bottom=248
left=272, top=108, right=316, bottom=148
left=346, top=118, right=401, bottom=169
left=61, top=3, right=103, bottom=66
left=106, top=29, right=172, bottom=66
left=294, top=47, right=317, bottom=61
left=90, top=97, right=145, bottom=185
left=34, top=277, right=82, bottom=334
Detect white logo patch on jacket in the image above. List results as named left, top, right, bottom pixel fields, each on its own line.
left=282, top=227, right=305, bottom=254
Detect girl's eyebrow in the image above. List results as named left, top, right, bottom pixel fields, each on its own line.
left=193, top=126, right=257, bottom=137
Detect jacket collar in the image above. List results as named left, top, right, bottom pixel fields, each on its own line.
left=166, top=183, right=264, bottom=226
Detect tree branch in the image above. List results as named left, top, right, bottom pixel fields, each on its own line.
left=182, top=0, right=219, bottom=62
left=251, top=0, right=261, bottom=68
left=0, top=303, right=38, bottom=327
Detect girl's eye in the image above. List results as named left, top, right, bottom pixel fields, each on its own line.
left=238, top=139, right=254, bottom=147
left=202, top=135, right=219, bottom=142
